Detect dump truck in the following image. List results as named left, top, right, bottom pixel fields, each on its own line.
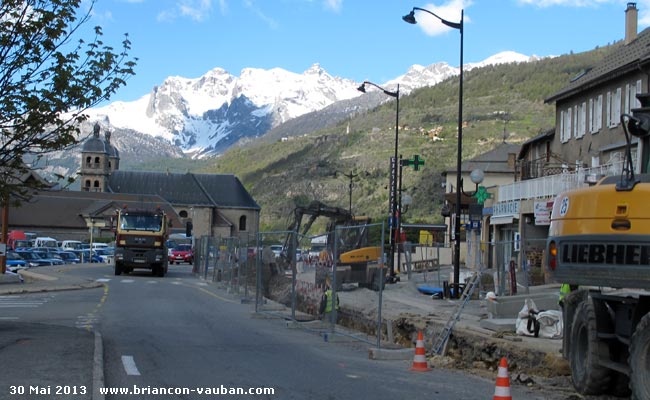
left=113, top=205, right=170, bottom=277
left=546, top=95, right=650, bottom=398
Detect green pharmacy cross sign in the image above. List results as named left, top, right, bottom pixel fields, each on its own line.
left=474, top=186, right=491, bottom=205
left=401, top=155, right=425, bottom=171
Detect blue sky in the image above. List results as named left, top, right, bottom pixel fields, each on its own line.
left=89, top=0, right=650, bottom=103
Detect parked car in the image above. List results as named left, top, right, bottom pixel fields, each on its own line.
left=5, top=251, right=27, bottom=272
left=31, top=251, right=64, bottom=266
left=15, top=250, right=54, bottom=267
left=168, top=244, right=193, bottom=264
left=57, top=251, right=81, bottom=264
left=94, top=248, right=114, bottom=263
left=75, top=250, right=102, bottom=263
left=60, top=240, right=83, bottom=251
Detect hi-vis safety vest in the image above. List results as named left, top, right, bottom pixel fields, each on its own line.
left=559, top=283, right=572, bottom=303
left=324, top=289, right=340, bottom=313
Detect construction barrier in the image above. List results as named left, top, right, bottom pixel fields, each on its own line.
left=410, top=331, right=431, bottom=372
left=493, top=357, right=512, bottom=400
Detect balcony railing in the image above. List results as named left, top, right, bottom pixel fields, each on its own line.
left=499, top=159, right=630, bottom=202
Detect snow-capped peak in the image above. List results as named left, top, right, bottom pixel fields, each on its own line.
left=83, top=51, right=538, bottom=157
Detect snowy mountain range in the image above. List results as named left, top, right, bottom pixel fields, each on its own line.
left=83, top=51, right=539, bottom=158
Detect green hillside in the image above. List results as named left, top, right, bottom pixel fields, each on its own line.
left=167, top=46, right=615, bottom=232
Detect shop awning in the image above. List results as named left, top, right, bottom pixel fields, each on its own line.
left=490, top=216, right=515, bottom=225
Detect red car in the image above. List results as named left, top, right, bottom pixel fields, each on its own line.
left=168, top=244, right=193, bottom=264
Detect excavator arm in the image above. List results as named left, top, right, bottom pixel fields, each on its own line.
left=281, top=201, right=353, bottom=265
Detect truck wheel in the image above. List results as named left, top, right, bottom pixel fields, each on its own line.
left=570, top=300, right=610, bottom=395
left=114, top=262, right=122, bottom=276
left=607, top=372, right=630, bottom=398
left=154, top=264, right=165, bottom=277
left=630, top=313, right=650, bottom=400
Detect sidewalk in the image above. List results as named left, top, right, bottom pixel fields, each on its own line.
left=265, top=264, right=569, bottom=380
left=0, top=266, right=104, bottom=400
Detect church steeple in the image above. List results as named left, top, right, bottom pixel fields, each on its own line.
left=79, top=123, right=119, bottom=192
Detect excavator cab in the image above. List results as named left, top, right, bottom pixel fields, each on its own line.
left=281, top=201, right=385, bottom=291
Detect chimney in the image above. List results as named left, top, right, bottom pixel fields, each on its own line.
left=626, top=2, right=638, bottom=45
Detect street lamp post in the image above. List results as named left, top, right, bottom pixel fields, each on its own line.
left=357, top=81, right=400, bottom=280
left=403, top=6, right=463, bottom=297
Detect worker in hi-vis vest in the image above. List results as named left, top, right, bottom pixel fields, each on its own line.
left=559, top=283, right=578, bottom=309
left=319, top=277, right=340, bottom=323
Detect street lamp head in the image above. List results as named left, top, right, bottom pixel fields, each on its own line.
left=470, top=169, right=485, bottom=185
left=356, top=83, right=366, bottom=93
left=402, top=10, right=417, bottom=24
left=403, top=7, right=463, bottom=31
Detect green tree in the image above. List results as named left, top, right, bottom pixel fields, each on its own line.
left=0, top=0, right=136, bottom=204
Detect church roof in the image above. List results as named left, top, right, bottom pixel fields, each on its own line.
left=107, top=170, right=260, bottom=210
left=82, top=136, right=110, bottom=153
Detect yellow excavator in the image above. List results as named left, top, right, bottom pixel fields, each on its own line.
left=545, top=93, right=650, bottom=398
left=280, top=201, right=384, bottom=290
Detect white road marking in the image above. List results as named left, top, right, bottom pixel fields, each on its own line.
left=121, top=279, right=135, bottom=283
left=96, top=278, right=111, bottom=283
left=196, top=282, right=208, bottom=286
left=171, top=281, right=181, bottom=285
left=121, top=355, right=141, bottom=376
left=0, top=296, right=51, bottom=308
left=0, top=316, right=19, bottom=320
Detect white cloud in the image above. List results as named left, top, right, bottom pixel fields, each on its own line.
left=324, top=0, right=342, bottom=12
left=218, top=0, right=228, bottom=14
left=243, top=0, right=279, bottom=29
left=179, top=0, right=212, bottom=21
left=415, top=0, right=471, bottom=37
left=158, top=0, right=213, bottom=22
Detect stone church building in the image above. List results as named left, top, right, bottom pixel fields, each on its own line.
left=7, top=124, right=260, bottom=243
left=78, top=124, right=260, bottom=242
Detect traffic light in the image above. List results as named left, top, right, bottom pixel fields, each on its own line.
left=186, top=221, right=193, bottom=237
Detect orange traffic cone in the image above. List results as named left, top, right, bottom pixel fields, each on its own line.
left=493, top=357, right=512, bottom=400
left=410, top=331, right=431, bottom=372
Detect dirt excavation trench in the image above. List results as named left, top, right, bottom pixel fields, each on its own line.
left=264, top=274, right=574, bottom=394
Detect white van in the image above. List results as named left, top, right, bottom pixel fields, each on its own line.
left=60, top=240, right=83, bottom=251
left=34, top=237, right=58, bottom=248
left=91, top=243, right=109, bottom=250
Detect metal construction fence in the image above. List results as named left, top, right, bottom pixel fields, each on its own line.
left=254, top=223, right=388, bottom=347
left=191, top=230, right=549, bottom=348
left=192, top=222, right=393, bottom=347
left=461, top=236, right=548, bottom=297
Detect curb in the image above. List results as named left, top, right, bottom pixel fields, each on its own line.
left=368, top=347, right=414, bottom=360
left=19, top=269, right=59, bottom=282
left=93, top=331, right=105, bottom=400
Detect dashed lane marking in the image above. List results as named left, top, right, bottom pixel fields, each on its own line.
left=121, top=355, right=141, bottom=376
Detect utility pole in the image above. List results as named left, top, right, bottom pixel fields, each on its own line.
left=337, top=170, right=359, bottom=214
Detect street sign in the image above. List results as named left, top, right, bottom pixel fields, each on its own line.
left=0, top=243, right=6, bottom=257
